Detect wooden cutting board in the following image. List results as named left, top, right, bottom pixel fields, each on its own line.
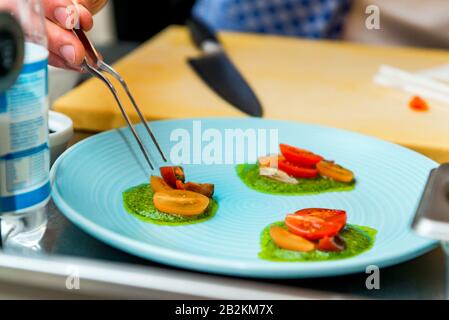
left=53, top=25, right=449, bottom=162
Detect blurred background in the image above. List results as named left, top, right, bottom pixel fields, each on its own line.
left=89, top=0, right=449, bottom=48
left=50, top=0, right=449, bottom=104
left=88, top=0, right=195, bottom=45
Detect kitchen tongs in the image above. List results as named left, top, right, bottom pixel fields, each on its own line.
left=73, top=28, right=167, bottom=170
left=413, top=164, right=449, bottom=243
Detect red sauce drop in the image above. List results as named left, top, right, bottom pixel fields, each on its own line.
left=409, top=96, right=429, bottom=112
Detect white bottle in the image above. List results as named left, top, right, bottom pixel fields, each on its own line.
left=0, top=0, right=49, bottom=245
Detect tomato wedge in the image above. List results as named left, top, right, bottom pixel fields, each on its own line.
left=280, top=144, right=323, bottom=168
left=175, top=180, right=215, bottom=198
left=316, top=161, right=354, bottom=183
left=160, top=166, right=185, bottom=188
left=175, top=180, right=185, bottom=190
left=153, top=190, right=209, bottom=216
left=278, top=159, right=318, bottom=179
left=150, top=175, right=173, bottom=192
left=317, top=236, right=345, bottom=252
left=295, top=208, right=347, bottom=229
left=285, top=208, right=347, bottom=241
left=270, top=226, right=315, bottom=252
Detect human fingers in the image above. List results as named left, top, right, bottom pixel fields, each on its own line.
left=46, top=19, right=86, bottom=66
left=42, top=0, right=93, bottom=31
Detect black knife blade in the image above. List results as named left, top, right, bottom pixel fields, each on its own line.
left=186, top=17, right=263, bottom=117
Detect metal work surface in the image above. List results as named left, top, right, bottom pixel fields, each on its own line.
left=0, top=198, right=446, bottom=299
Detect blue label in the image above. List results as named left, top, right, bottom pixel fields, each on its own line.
left=0, top=47, right=50, bottom=214
left=0, top=181, right=50, bottom=212
left=21, top=59, right=48, bottom=74
left=22, top=60, right=50, bottom=95
left=0, top=143, right=48, bottom=161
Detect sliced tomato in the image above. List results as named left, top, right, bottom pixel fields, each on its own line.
left=316, top=161, right=354, bottom=183
left=183, top=182, right=215, bottom=198
left=317, top=236, right=345, bottom=252
left=278, top=159, right=318, bottom=179
left=175, top=180, right=185, bottom=190
left=295, top=208, right=347, bottom=231
left=160, top=166, right=185, bottom=188
left=285, top=208, right=347, bottom=241
left=270, top=226, right=315, bottom=252
left=280, top=144, right=323, bottom=168
left=176, top=180, right=215, bottom=198
left=285, top=215, right=340, bottom=240
left=153, top=190, right=209, bottom=216
left=150, top=175, right=173, bottom=192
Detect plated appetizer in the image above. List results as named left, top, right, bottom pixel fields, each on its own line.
left=123, top=166, right=217, bottom=225
left=259, top=208, right=376, bottom=262
left=237, top=144, right=355, bottom=195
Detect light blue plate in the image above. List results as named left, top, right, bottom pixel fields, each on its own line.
left=51, top=118, right=438, bottom=278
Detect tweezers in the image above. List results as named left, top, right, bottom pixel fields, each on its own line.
left=73, top=28, right=167, bottom=171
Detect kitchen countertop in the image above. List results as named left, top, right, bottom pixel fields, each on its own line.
left=55, top=26, right=449, bottom=163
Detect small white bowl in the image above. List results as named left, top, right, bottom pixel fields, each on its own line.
left=49, top=111, right=74, bottom=166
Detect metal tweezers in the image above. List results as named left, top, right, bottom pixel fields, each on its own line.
left=73, top=28, right=167, bottom=170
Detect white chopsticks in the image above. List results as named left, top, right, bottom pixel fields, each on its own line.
left=374, top=64, right=449, bottom=105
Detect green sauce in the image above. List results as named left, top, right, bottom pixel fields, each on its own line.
left=236, top=164, right=355, bottom=195
left=123, top=184, right=218, bottom=226
left=259, top=222, right=376, bottom=262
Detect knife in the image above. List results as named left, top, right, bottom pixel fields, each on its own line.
left=186, top=17, right=263, bottom=117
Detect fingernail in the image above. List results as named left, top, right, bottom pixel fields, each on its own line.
left=54, top=7, right=68, bottom=27
left=60, top=45, right=76, bottom=65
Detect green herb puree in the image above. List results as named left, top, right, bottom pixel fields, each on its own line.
left=123, top=184, right=218, bottom=226
left=236, top=164, right=355, bottom=195
left=260, top=221, right=376, bottom=262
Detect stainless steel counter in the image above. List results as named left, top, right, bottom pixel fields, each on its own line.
left=0, top=197, right=447, bottom=299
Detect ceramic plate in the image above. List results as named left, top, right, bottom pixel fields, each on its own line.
left=51, top=118, right=437, bottom=278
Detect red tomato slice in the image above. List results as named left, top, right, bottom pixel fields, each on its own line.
left=160, top=166, right=185, bottom=188
left=175, top=180, right=185, bottom=190
left=280, top=144, right=323, bottom=168
left=295, top=208, right=347, bottom=232
left=317, top=236, right=345, bottom=252
left=278, top=159, right=319, bottom=179
left=285, top=209, right=347, bottom=241
left=285, top=215, right=340, bottom=240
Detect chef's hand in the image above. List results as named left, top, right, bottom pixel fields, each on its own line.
left=42, top=0, right=108, bottom=69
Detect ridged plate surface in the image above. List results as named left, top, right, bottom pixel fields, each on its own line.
left=51, top=118, right=437, bottom=278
